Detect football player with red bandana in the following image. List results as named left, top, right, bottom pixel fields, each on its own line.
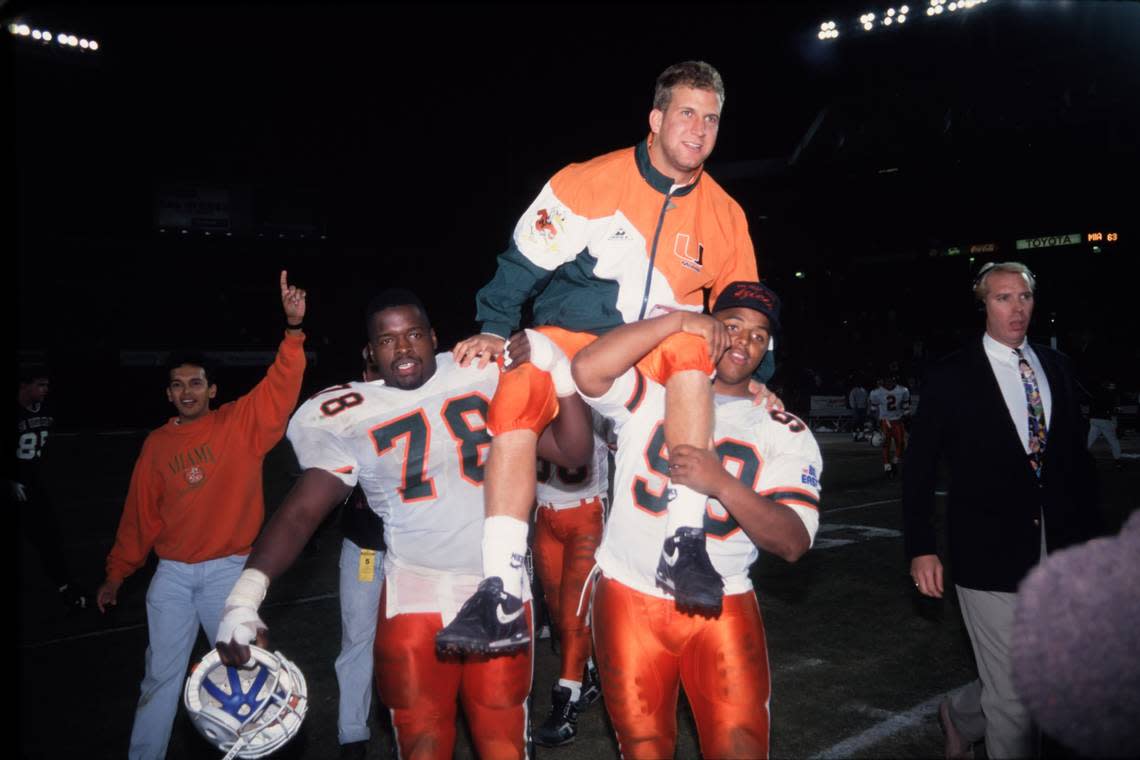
left=571, top=281, right=821, bottom=759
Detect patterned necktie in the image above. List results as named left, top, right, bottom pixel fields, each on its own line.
left=1015, top=348, right=1048, bottom=476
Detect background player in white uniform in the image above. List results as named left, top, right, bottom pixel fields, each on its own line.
left=868, top=374, right=911, bottom=478
left=572, top=281, right=821, bottom=759
left=214, top=289, right=590, bottom=760
left=531, top=414, right=609, bottom=746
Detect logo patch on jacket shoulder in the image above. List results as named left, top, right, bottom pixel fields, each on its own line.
left=531, top=207, right=566, bottom=245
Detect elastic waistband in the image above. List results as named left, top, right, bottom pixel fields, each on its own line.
left=537, top=496, right=599, bottom=510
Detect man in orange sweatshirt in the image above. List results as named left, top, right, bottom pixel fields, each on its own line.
left=95, top=271, right=308, bottom=760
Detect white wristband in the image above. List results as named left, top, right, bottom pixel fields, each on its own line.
left=225, top=568, right=270, bottom=610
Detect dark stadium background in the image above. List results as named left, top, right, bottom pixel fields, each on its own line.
left=13, top=2, right=1140, bottom=758
left=14, top=1, right=1138, bottom=428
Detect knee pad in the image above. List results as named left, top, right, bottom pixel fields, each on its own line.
left=639, top=332, right=716, bottom=384
left=488, top=364, right=560, bottom=436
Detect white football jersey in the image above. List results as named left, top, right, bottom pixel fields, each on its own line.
left=535, top=411, right=610, bottom=509
left=586, top=368, right=823, bottom=598
left=869, top=385, right=910, bottom=421
left=287, top=354, right=497, bottom=574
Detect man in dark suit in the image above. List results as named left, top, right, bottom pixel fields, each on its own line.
left=903, top=261, right=1102, bottom=759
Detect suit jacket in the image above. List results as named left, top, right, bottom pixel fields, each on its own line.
left=903, top=337, right=1102, bottom=592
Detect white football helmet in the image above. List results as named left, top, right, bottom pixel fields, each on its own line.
left=183, top=646, right=308, bottom=760
left=870, top=430, right=885, bottom=447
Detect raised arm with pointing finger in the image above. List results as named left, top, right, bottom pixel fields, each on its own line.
left=95, top=270, right=307, bottom=760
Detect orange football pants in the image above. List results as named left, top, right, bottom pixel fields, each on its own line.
left=533, top=497, right=604, bottom=682
left=372, top=590, right=533, bottom=760
left=487, top=326, right=714, bottom=435
left=592, top=575, right=771, bottom=760
left=880, top=418, right=906, bottom=463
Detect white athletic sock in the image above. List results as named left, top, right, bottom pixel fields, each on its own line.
left=664, top=483, right=707, bottom=535
left=482, top=515, right=529, bottom=599
left=558, top=679, right=583, bottom=703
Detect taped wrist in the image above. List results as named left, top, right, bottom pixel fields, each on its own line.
left=216, top=570, right=268, bottom=648
left=225, top=568, right=269, bottom=610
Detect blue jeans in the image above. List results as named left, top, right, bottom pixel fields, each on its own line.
left=128, top=554, right=247, bottom=760
left=336, top=538, right=385, bottom=744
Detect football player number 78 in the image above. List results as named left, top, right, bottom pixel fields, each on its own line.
left=319, top=390, right=492, bottom=503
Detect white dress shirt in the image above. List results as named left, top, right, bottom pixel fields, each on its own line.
left=982, top=333, right=1053, bottom=455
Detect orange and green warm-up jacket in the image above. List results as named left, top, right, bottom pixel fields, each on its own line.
left=476, top=138, right=759, bottom=339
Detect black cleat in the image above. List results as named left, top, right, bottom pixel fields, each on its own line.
left=577, top=660, right=602, bottom=711
left=655, top=527, right=724, bottom=616
left=435, top=576, right=529, bottom=656
left=535, top=684, right=579, bottom=747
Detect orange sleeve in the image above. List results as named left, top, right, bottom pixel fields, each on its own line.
left=709, top=199, right=759, bottom=306
left=231, top=331, right=307, bottom=455
left=105, top=437, right=166, bottom=582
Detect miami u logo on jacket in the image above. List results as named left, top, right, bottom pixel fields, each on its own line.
left=674, top=233, right=705, bottom=272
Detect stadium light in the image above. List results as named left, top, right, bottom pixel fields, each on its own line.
left=32, top=29, right=41, bottom=39
left=901, top=4, right=909, bottom=11
left=79, top=38, right=89, bottom=48
left=43, top=31, right=52, bottom=41
left=884, top=17, right=893, bottom=25
left=89, top=40, right=98, bottom=50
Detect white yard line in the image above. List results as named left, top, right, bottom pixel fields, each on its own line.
left=825, top=491, right=946, bottom=516
left=809, top=684, right=972, bottom=758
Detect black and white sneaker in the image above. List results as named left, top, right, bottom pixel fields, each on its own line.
left=435, top=576, right=530, bottom=656
left=534, top=684, right=579, bottom=747
left=655, top=527, right=724, bottom=616
left=577, top=660, right=602, bottom=710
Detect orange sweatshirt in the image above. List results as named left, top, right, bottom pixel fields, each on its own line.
left=105, top=331, right=306, bottom=582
